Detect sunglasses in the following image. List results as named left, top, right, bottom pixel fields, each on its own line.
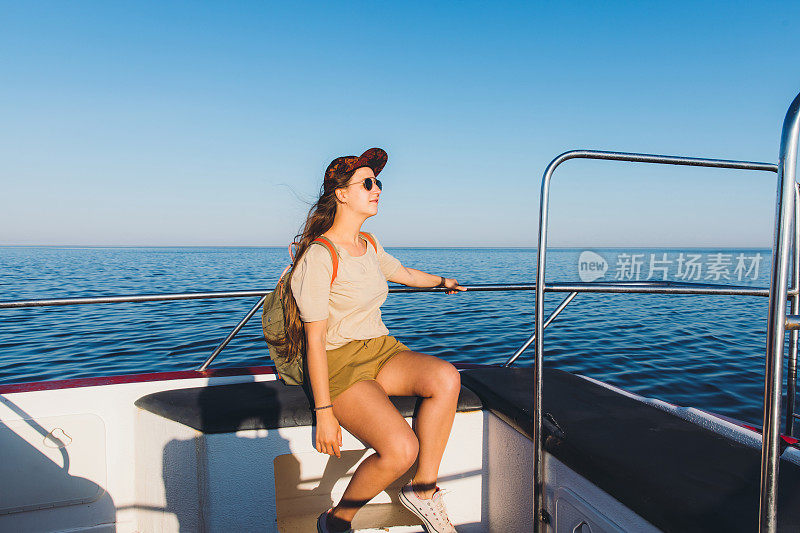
left=344, top=177, right=382, bottom=191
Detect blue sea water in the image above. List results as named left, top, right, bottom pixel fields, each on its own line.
left=0, top=246, right=785, bottom=426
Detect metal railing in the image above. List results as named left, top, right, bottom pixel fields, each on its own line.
left=1, top=280, right=784, bottom=371
left=760, top=90, right=800, bottom=532
left=532, top=90, right=800, bottom=533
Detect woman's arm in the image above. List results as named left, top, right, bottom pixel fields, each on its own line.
left=304, top=319, right=342, bottom=457
left=388, top=266, right=466, bottom=295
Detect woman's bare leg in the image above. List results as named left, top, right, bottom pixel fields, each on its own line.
left=376, top=351, right=461, bottom=499
left=328, top=379, right=419, bottom=524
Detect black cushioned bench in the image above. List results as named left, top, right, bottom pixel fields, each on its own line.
left=461, top=366, right=800, bottom=532
left=135, top=380, right=482, bottom=434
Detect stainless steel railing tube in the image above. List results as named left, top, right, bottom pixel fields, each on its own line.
left=534, top=150, right=778, bottom=533
left=759, top=90, right=800, bottom=533
left=504, top=291, right=577, bottom=367
left=198, top=294, right=269, bottom=371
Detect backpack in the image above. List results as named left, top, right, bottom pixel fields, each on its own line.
left=261, top=232, right=378, bottom=385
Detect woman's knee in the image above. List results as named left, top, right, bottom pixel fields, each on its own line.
left=416, top=360, right=461, bottom=398
left=437, top=362, right=461, bottom=397
left=379, top=430, right=419, bottom=470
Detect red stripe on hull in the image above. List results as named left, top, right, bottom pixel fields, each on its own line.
left=0, top=366, right=279, bottom=394
left=0, top=362, right=494, bottom=394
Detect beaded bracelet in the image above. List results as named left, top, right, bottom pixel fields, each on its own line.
left=313, top=404, right=333, bottom=411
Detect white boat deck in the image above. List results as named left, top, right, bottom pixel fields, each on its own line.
left=8, top=365, right=795, bottom=532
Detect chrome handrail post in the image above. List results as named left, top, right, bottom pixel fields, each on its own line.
left=531, top=150, right=777, bottom=531
left=534, top=151, right=577, bottom=530
left=760, top=91, right=800, bottom=533
left=787, top=182, right=800, bottom=437
left=533, top=160, right=549, bottom=530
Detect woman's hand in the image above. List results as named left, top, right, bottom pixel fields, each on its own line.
left=315, top=409, right=343, bottom=457
left=442, top=277, right=466, bottom=295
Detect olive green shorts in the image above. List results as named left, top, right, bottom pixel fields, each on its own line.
left=324, top=335, right=409, bottom=401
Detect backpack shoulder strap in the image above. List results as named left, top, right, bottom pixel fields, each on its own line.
left=359, top=231, right=378, bottom=254
left=311, top=236, right=339, bottom=286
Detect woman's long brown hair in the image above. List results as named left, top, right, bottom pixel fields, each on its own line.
left=265, top=166, right=356, bottom=362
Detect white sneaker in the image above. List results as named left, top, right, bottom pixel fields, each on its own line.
left=398, top=483, right=457, bottom=533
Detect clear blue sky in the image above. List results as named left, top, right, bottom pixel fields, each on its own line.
left=2, top=1, right=799, bottom=247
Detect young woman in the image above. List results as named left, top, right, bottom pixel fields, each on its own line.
left=278, top=148, right=464, bottom=533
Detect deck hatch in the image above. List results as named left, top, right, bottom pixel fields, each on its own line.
left=0, top=413, right=107, bottom=515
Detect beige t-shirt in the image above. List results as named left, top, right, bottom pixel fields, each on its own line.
left=290, top=234, right=402, bottom=350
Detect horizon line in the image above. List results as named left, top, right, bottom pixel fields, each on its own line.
left=0, top=244, right=775, bottom=250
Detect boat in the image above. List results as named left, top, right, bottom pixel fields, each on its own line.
left=1, top=91, right=800, bottom=532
